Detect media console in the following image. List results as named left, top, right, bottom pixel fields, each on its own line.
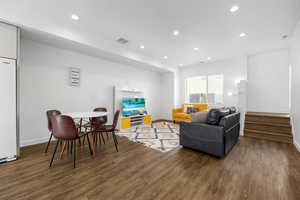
left=113, top=86, right=152, bottom=129
left=120, top=115, right=152, bottom=129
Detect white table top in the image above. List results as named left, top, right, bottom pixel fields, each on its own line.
left=63, top=112, right=109, bottom=119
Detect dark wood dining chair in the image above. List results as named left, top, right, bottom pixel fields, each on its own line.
left=45, top=110, right=61, bottom=153
left=83, top=107, right=108, bottom=145
left=93, top=110, right=120, bottom=152
left=49, top=115, right=93, bottom=168
left=92, top=107, right=108, bottom=125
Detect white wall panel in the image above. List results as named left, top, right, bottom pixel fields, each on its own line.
left=0, top=22, right=17, bottom=59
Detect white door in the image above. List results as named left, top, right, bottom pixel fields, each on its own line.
left=0, top=57, right=17, bottom=161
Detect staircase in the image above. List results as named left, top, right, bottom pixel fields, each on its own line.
left=244, top=112, right=293, bottom=143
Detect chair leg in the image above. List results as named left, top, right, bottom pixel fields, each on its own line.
left=95, top=132, right=98, bottom=145
left=44, top=133, right=53, bottom=153
left=70, top=141, right=73, bottom=155
left=98, top=133, right=102, bottom=145
left=78, top=137, right=82, bottom=146
left=59, top=141, right=67, bottom=160
left=83, top=127, right=88, bottom=146
left=73, top=140, right=76, bottom=168
left=82, top=135, right=86, bottom=146
left=100, top=133, right=106, bottom=144
left=114, top=132, right=118, bottom=144
left=112, top=131, right=118, bottom=152
left=49, top=140, right=60, bottom=167
left=106, top=132, right=109, bottom=141
left=67, top=141, right=70, bottom=154
left=86, top=133, right=93, bottom=156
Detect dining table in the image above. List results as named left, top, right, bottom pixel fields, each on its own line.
left=62, top=111, right=109, bottom=158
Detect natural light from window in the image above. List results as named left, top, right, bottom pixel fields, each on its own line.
left=186, top=74, right=224, bottom=105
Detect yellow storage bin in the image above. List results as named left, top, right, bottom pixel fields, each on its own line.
left=144, top=115, right=152, bottom=125
left=121, top=117, right=131, bottom=129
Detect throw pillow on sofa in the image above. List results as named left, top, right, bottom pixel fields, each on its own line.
left=187, top=107, right=198, bottom=114
left=207, top=108, right=231, bottom=125
left=191, top=111, right=208, bottom=123
left=183, top=105, right=191, bottom=113
left=207, top=109, right=221, bottom=125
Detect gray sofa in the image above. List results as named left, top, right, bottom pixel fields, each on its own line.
left=179, top=108, right=240, bottom=157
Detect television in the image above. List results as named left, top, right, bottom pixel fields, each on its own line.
left=122, top=97, right=146, bottom=116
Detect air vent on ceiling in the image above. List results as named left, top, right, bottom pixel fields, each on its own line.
left=116, top=37, right=129, bottom=44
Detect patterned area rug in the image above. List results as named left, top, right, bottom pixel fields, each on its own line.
left=117, top=122, right=180, bottom=152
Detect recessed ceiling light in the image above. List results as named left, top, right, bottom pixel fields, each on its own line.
left=230, top=5, right=239, bottom=13
left=193, top=47, right=199, bottom=51
left=163, top=56, right=168, bottom=59
left=140, top=45, right=145, bottom=49
left=173, top=30, right=180, bottom=36
left=207, top=57, right=211, bottom=60
left=239, top=32, right=246, bottom=38
left=71, top=14, right=79, bottom=20
left=179, top=64, right=183, bottom=67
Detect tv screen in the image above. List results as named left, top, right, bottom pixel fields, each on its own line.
left=122, top=97, right=146, bottom=116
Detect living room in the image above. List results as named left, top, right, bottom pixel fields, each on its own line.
left=0, top=0, right=300, bottom=199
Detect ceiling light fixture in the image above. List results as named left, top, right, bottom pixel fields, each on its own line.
left=193, top=47, right=199, bottom=51
left=207, top=57, right=211, bottom=60
left=173, top=30, right=180, bottom=36
left=71, top=14, right=79, bottom=20
left=230, top=5, right=239, bottom=13
left=239, top=32, right=246, bottom=38
left=163, top=56, right=168, bottom=59
left=179, top=64, right=183, bottom=67
left=140, top=45, right=145, bottom=49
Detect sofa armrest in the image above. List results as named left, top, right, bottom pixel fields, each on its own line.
left=172, top=108, right=183, bottom=114
left=180, top=122, right=224, bottom=142
left=219, top=112, right=240, bottom=132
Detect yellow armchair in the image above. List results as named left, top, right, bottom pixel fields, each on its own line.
left=172, top=104, right=208, bottom=122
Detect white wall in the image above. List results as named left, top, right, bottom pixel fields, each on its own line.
left=179, top=57, right=247, bottom=108
left=0, top=22, right=17, bottom=59
left=160, top=72, right=175, bottom=120
left=20, top=39, right=162, bottom=146
left=290, top=20, right=300, bottom=151
left=247, top=49, right=290, bottom=113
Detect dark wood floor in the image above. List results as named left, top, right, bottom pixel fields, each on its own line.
left=0, top=136, right=300, bottom=200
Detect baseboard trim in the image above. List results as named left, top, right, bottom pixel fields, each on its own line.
left=20, top=136, right=50, bottom=147
left=289, top=115, right=300, bottom=152
left=294, top=139, right=300, bottom=152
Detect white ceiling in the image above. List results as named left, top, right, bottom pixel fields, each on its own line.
left=0, top=0, right=300, bottom=70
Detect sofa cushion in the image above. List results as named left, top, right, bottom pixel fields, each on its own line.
left=229, top=107, right=237, bottom=114
left=219, top=108, right=231, bottom=117
left=174, top=113, right=190, bottom=119
left=191, top=111, right=208, bottom=123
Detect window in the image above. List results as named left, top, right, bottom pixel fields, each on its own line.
left=185, top=74, right=223, bottom=105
